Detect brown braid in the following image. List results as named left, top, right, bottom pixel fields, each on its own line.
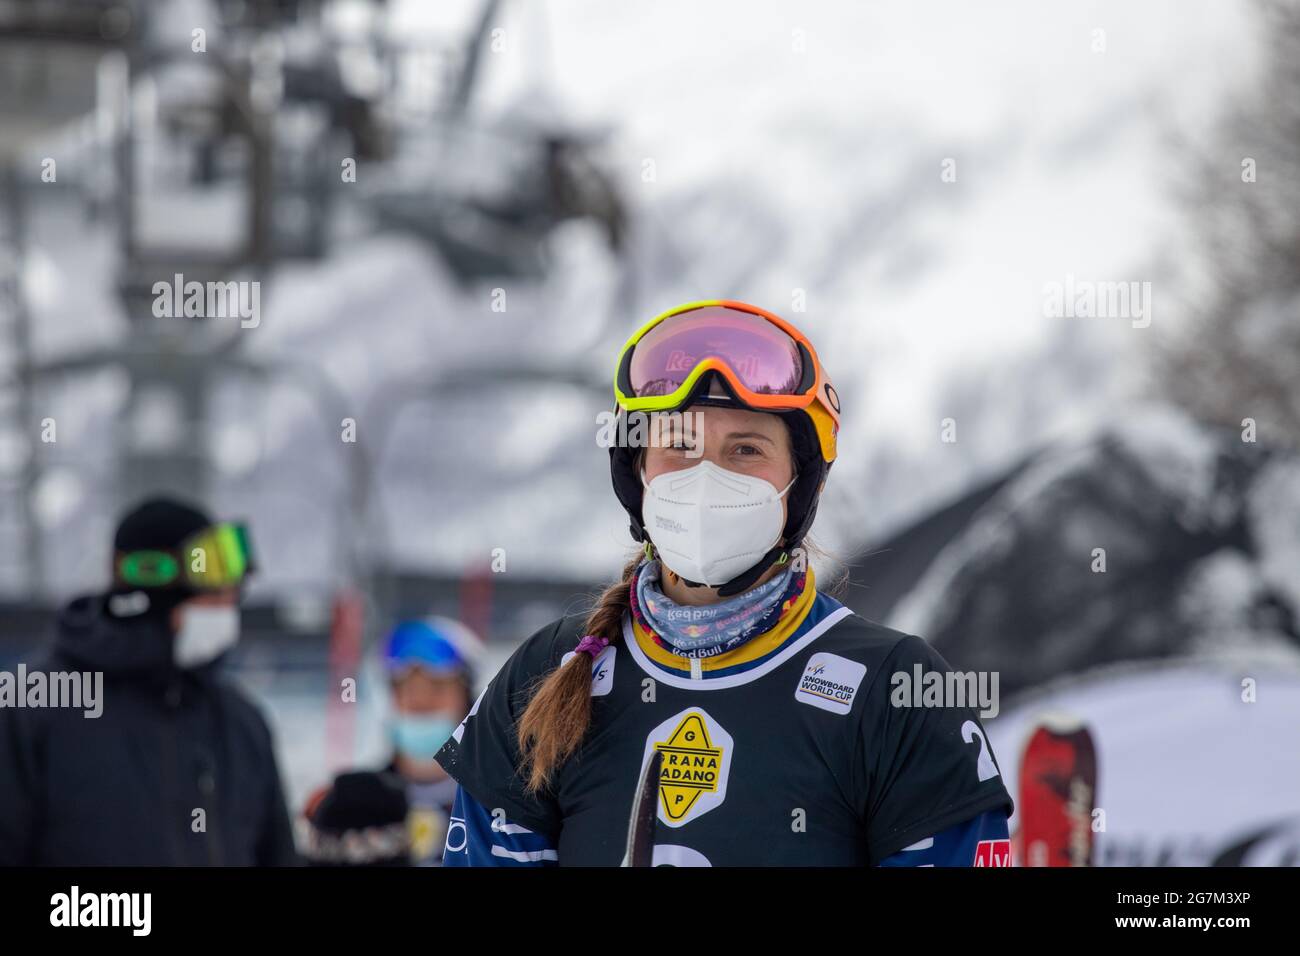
left=517, top=554, right=642, bottom=793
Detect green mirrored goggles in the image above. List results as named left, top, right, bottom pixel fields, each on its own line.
left=115, top=522, right=255, bottom=591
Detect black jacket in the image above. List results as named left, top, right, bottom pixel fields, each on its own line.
left=0, top=595, right=299, bottom=865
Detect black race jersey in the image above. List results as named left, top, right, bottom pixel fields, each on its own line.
left=435, top=591, right=1013, bottom=866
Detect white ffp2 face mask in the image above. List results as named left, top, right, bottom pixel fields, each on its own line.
left=641, top=460, right=795, bottom=587
left=174, top=604, right=241, bottom=669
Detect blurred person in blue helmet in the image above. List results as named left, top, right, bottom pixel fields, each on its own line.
left=385, top=617, right=477, bottom=774
left=303, top=615, right=478, bottom=867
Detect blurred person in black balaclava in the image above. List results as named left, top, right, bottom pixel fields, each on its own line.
left=0, top=496, right=299, bottom=865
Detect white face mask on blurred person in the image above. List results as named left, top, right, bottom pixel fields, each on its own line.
left=173, top=604, right=241, bottom=669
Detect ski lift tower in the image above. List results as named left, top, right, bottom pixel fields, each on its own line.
left=0, top=0, right=380, bottom=597
left=0, top=1, right=123, bottom=595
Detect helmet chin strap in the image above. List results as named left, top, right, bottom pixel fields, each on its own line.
left=714, top=544, right=791, bottom=597
left=652, top=542, right=792, bottom=598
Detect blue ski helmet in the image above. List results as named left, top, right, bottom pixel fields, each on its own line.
left=383, top=616, right=478, bottom=690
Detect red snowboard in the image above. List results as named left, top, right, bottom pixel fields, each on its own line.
left=1016, top=714, right=1098, bottom=867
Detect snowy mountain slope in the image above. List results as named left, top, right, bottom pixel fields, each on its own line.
left=887, top=406, right=1300, bottom=693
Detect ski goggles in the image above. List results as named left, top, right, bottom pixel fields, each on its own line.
left=614, top=300, right=841, bottom=462
left=114, top=522, right=256, bottom=591
left=384, top=620, right=471, bottom=678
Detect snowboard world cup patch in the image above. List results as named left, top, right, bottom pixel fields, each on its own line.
left=640, top=708, right=733, bottom=828
left=795, top=652, right=867, bottom=715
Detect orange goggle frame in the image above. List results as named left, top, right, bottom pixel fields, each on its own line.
left=614, top=299, right=840, bottom=463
